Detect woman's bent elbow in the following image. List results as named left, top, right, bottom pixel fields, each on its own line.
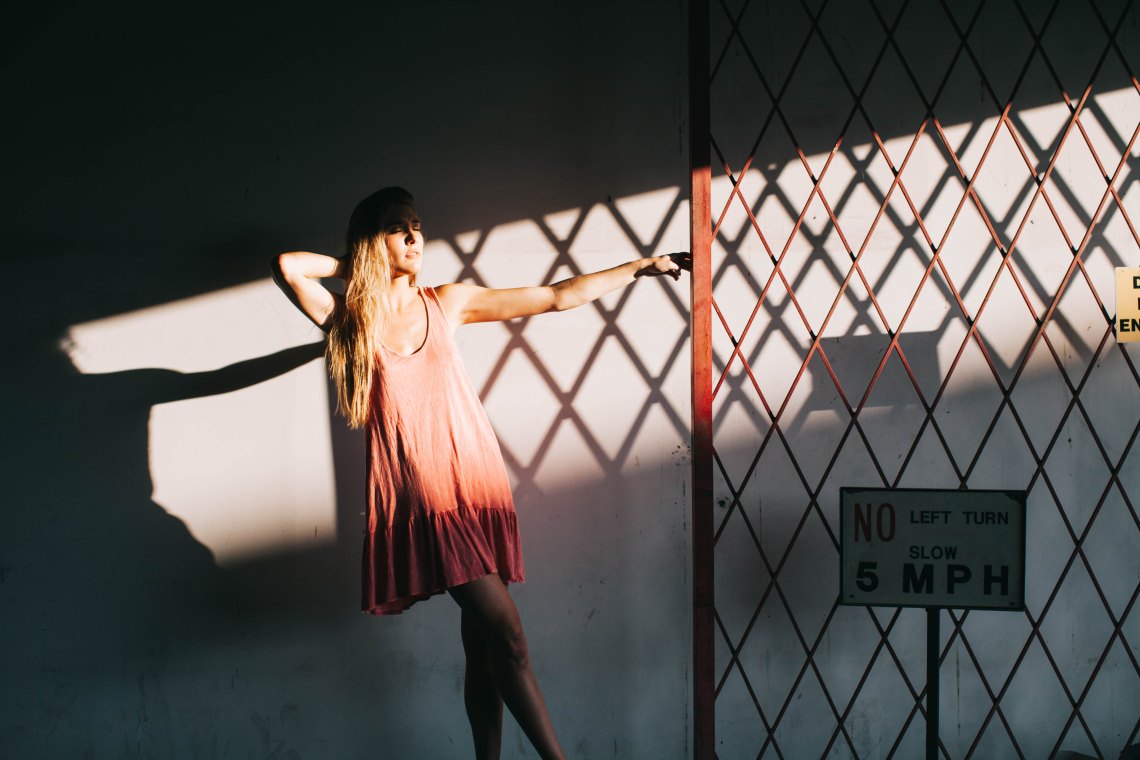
left=550, top=290, right=579, bottom=313
left=272, top=252, right=294, bottom=279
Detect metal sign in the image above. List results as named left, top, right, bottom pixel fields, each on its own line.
left=1116, top=267, right=1140, bottom=343
left=839, top=488, right=1026, bottom=610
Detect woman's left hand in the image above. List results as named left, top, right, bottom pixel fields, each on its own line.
left=636, top=252, right=693, bottom=280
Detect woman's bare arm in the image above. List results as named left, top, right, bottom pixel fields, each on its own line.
left=271, top=251, right=346, bottom=331
left=436, top=253, right=690, bottom=326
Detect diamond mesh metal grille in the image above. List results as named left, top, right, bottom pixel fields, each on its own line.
left=695, top=0, right=1140, bottom=756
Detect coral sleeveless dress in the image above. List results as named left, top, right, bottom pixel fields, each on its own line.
left=361, top=286, right=525, bottom=615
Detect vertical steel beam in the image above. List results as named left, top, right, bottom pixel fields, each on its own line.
left=688, top=0, right=714, bottom=757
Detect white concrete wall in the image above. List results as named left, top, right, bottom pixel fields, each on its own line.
left=1, top=2, right=692, bottom=758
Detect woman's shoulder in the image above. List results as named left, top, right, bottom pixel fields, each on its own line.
left=431, top=282, right=477, bottom=312
left=432, top=282, right=476, bottom=299
left=426, top=283, right=468, bottom=328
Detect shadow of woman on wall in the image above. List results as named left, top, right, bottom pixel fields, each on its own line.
left=1, top=336, right=335, bottom=748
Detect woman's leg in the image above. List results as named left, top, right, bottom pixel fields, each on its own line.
left=460, top=611, right=504, bottom=759
left=449, top=574, right=566, bottom=760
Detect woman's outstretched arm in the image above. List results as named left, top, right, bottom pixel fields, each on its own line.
left=437, top=253, right=690, bottom=326
left=271, top=252, right=346, bottom=331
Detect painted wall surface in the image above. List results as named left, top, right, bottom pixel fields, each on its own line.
left=705, top=0, right=1140, bottom=758
left=2, top=2, right=691, bottom=759
left=3, top=1, right=1138, bottom=759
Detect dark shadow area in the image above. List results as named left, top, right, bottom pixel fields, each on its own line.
left=2, top=338, right=326, bottom=618
left=4, top=0, right=690, bottom=339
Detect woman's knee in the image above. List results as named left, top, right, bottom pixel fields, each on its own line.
left=464, top=611, right=529, bottom=669
left=475, top=608, right=530, bottom=669
left=451, top=575, right=531, bottom=667
left=489, top=621, right=530, bottom=669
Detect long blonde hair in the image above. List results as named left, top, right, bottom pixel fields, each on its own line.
left=326, top=186, right=416, bottom=428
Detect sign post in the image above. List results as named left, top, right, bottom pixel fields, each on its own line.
left=839, top=488, right=1027, bottom=760
left=926, top=607, right=939, bottom=760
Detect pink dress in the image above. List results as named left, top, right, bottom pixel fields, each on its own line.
left=361, top=286, right=525, bottom=615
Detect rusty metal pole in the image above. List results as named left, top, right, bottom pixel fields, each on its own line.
left=688, top=0, right=714, bottom=757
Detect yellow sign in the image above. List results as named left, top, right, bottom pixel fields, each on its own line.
left=1118, top=268, right=1140, bottom=343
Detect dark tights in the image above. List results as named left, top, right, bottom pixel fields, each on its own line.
left=448, top=574, right=566, bottom=760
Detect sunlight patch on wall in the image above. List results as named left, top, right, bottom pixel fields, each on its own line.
left=64, top=279, right=335, bottom=566
left=707, top=86, right=1138, bottom=471
left=418, top=189, right=693, bottom=494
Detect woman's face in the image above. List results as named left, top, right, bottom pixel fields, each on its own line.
left=381, top=203, right=423, bottom=278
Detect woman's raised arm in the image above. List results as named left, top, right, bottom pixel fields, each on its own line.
left=271, top=251, right=346, bottom=331
left=436, top=253, right=690, bottom=326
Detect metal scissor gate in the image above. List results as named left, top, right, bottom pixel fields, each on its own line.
left=688, top=0, right=1140, bottom=757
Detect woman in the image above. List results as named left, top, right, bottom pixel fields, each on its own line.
left=272, top=186, right=687, bottom=760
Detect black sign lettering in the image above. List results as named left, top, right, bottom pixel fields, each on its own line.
left=903, top=563, right=933, bottom=593
left=856, top=561, right=879, bottom=591
left=946, top=564, right=971, bottom=593
left=984, top=564, right=1009, bottom=596
left=909, top=545, right=958, bottom=559
left=964, top=510, right=1009, bottom=525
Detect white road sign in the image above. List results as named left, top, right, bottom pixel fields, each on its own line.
left=839, top=488, right=1026, bottom=609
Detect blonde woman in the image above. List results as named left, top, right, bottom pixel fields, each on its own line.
left=272, top=186, right=688, bottom=760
